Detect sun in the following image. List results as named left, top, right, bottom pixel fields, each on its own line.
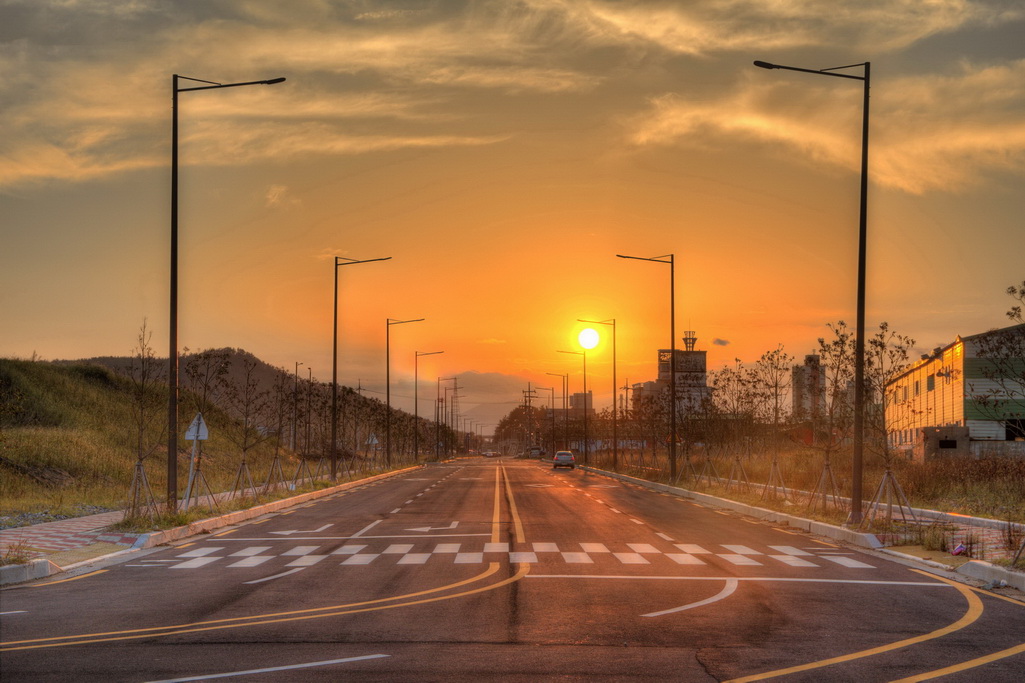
left=578, top=328, right=599, bottom=350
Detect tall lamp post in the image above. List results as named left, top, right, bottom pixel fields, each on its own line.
left=291, top=361, right=303, bottom=451
left=540, top=386, right=556, bottom=455
left=414, top=351, right=444, bottom=461
left=579, top=318, right=617, bottom=469
left=617, top=253, right=677, bottom=479
left=546, top=372, right=568, bottom=450
left=386, top=318, right=424, bottom=466
left=558, top=350, right=587, bottom=464
left=753, top=59, right=870, bottom=524
left=168, top=73, right=285, bottom=512
left=331, top=256, right=391, bottom=481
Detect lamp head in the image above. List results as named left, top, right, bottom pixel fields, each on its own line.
left=753, top=60, right=777, bottom=69
left=264, top=77, right=287, bottom=84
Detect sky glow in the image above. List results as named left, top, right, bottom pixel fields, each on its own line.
left=1, top=1, right=1023, bottom=428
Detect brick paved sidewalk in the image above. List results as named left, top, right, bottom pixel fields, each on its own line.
left=0, top=511, right=142, bottom=567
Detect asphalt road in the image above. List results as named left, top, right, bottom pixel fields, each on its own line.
left=2, top=458, right=1023, bottom=682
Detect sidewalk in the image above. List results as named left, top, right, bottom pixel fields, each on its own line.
left=0, top=511, right=142, bottom=569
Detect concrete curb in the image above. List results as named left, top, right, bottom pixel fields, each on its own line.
left=0, top=558, right=61, bottom=586
left=579, top=465, right=1024, bottom=590
left=0, top=466, right=420, bottom=586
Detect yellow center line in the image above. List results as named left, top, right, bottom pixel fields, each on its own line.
left=724, top=570, right=983, bottom=682
left=491, top=464, right=502, bottom=544
left=3, top=456, right=525, bottom=652
left=212, top=529, right=237, bottom=537
left=889, top=642, right=1025, bottom=682
left=501, top=464, right=525, bottom=544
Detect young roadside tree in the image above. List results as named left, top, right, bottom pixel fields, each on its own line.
left=864, top=322, right=915, bottom=465
left=749, top=344, right=794, bottom=434
left=125, top=321, right=166, bottom=518
left=220, top=354, right=272, bottom=499
left=181, top=348, right=229, bottom=508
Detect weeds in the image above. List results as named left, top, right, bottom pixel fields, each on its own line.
left=0, top=539, right=36, bottom=565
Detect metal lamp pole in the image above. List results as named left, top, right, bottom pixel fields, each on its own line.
left=291, top=361, right=303, bottom=451
left=754, top=59, right=870, bottom=524
left=168, top=73, right=285, bottom=512
left=579, top=317, right=617, bottom=469
left=331, top=256, right=391, bottom=480
left=546, top=372, right=568, bottom=449
left=617, top=254, right=677, bottom=479
left=414, top=351, right=443, bottom=462
left=386, top=318, right=424, bottom=466
left=558, top=350, right=587, bottom=465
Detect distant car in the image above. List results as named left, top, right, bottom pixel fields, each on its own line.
left=552, top=451, right=575, bottom=469
left=484, top=451, right=498, bottom=458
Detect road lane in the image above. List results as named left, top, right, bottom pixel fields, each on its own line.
left=1, top=458, right=1023, bottom=681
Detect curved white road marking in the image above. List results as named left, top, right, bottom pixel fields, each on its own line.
left=243, top=568, right=305, bottom=584
left=642, top=579, right=739, bottom=617
left=145, top=653, right=390, bottom=682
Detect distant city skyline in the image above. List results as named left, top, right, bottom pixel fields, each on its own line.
left=3, top=1, right=1022, bottom=424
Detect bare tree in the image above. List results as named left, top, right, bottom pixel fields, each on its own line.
left=125, top=321, right=165, bottom=518
left=864, top=322, right=915, bottom=465
left=220, top=354, right=272, bottom=499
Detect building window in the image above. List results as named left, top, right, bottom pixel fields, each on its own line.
left=938, top=439, right=957, bottom=449
left=927, top=374, right=935, bottom=391
left=914, top=380, right=920, bottom=396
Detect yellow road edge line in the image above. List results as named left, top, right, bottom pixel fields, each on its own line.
left=501, top=464, right=525, bottom=544
left=888, top=642, right=1025, bottom=682
left=723, top=570, right=983, bottom=683
left=28, top=570, right=107, bottom=588
left=212, top=529, right=237, bottom=537
left=491, top=464, right=502, bottom=544
left=2, top=563, right=527, bottom=652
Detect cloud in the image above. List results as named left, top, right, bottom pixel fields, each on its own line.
left=264, top=184, right=301, bottom=209
left=713, top=338, right=731, bottom=346
left=627, top=59, right=1025, bottom=194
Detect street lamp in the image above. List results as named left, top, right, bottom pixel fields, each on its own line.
left=546, top=372, right=568, bottom=450
left=168, top=73, right=285, bottom=512
left=617, top=253, right=677, bottom=479
left=580, top=317, right=617, bottom=469
left=437, top=377, right=456, bottom=459
left=386, top=317, right=424, bottom=466
left=539, top=386, right=556, bottom=455
left=331, top=256, right=391, bottom=481
left=291, top=361, right=303, bottom=451
left=754, top=59, right=870, bottom=524
left=558, top=349, right=587, bottom=465
left=414, top=351, right=444, bottom=461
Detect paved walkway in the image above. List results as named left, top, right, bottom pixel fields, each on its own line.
left=0, top=511, right=141, bottom=568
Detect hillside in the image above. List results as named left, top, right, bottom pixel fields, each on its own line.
left=1, top=351, right=458, bottom=521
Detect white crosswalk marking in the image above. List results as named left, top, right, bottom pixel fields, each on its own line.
left=721, top=545, right=760, bottom=555
left=231, top=547, right=272, bottom=557
left=171, top=557, right=221, bottom=569
left=613, top=553, right=649, bottom=564
left=821, top=555, right=875, bottom=569
left=283, top=546, right=319, bottom=556
left=178, top=547, right=222, bottom=558
left=771, top=555, right=818, bottom=567
left=627, top=543, right=661, bottom=554
left=769, top=546, right=814, bottom=556
left=159, top=540, right=877, bottom=571
left=674, top=544, right=710, bottom=554
left=434, top=543, right=461, bottom=553
left=227, top=556, right=273, bottom=568
left=562, top=552, right=594, bottom=564
left=580, top=543, right=610, bottom=553
left=332, top=545, right=367, bottom=555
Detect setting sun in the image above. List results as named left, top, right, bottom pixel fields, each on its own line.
left=578, top=328, right=600, bottom=350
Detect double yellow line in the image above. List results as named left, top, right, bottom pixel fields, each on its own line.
left=2, top=464, right=528, bottom=652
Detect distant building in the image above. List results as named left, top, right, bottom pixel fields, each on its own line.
left=569, top=391, right=594, bottom=416
left=792, top=354, right=827, bottom=423
left=630, top=331, right=712, bottom=415
left=885, top=323, right=1025, bottom=461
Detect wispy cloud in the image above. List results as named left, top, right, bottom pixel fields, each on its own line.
left=627, top=59, right=1025, bottom=193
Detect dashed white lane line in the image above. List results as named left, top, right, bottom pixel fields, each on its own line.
left=656, top=533, right=674, bottom=542
left=390, top=508, right=402, bottom=514
left=630, top=518, right=644, bottom=525
left=243, top=568, right=305, bottom=584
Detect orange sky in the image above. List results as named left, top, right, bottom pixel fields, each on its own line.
left=2, top=1, right=1023, bottom=430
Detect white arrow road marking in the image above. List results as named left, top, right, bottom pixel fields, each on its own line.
left=642, top=579, right=739, bottom=617
left=268, top=524, right=334, bottom=536
left=406, top=521, right=460, bottom=532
